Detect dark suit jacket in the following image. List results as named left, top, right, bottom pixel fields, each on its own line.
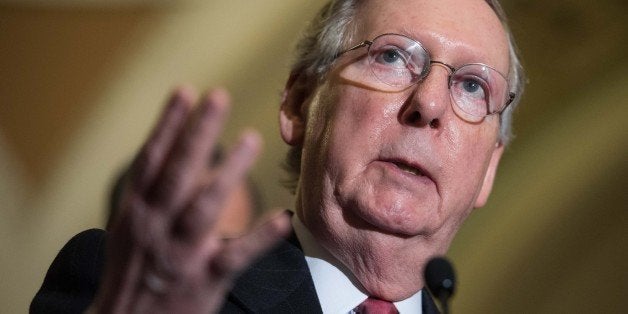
left=31, top=229, right=439, bottom=313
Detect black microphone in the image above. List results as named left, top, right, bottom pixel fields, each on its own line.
left=424, top=257, right=456, bottom=314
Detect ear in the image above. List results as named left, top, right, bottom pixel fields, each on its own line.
left=474, top=143, right=505, bottom=208
left=279, top=70, right=313, bottom=146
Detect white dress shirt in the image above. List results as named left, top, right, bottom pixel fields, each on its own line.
left=292, top=215, right=423, bottom=314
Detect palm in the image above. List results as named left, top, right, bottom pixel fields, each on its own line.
left=92, top=87, right=291, bottom=314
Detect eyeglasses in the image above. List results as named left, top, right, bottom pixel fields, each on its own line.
left=337, top=33, right=515, bottom=122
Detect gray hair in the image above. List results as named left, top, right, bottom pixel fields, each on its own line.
left=283, top=0, right=526, bottom=193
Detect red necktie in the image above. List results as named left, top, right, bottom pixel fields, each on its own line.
left=354, top=297, right=399, bottom=314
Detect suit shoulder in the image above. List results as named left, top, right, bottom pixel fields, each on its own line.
left=30, top=229, right=107, bottom=314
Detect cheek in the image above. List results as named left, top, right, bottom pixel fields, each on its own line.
left=300, top=85, right=364, bottom=187
left=314, top=87, right=377, bottom=158
left=301, top=85, right=404, bottom=204
left=300, top=92, right=334, bottom=181
left=324, top=90, right=410, bottom=186
left=442, top=118, right=499, bottom=203
left=335, top=89, right=388, bottom=134
left=330, top=87, right=405, bottom=148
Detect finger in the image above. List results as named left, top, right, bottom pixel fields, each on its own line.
left=130, top=87, right=197, bottom=193
left=147, top=88, right=230, bottom=213
left=177, top=131, right=262, bottom=242
left=208, top=211, right=292, bottom=278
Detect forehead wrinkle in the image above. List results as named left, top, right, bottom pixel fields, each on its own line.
left=412, top=29, right=503, bottom=70
left=358, top=0, right=509, bottom=73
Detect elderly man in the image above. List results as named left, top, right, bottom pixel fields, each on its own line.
left=32, top=0, right=524, bottom=313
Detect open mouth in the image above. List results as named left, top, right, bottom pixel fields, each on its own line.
left=391, top=161, right=424, bottom=176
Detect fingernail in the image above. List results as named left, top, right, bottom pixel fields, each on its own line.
left=207, top=88, right=230, bottom=107
left=240, top=130, right=263, bottom=152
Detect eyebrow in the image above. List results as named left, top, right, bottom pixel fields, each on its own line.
left=397, top=26, right=423, bottom=44
left=396, top=25, right=497, bottom=69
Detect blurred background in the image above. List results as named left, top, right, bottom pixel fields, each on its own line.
left=1, top=0, right=626, bottom=312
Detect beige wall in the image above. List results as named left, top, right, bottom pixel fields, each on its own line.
left=1, top=1, right=626, bottom=312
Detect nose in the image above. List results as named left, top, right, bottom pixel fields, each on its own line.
left=400, top=65, right=450, bottom=129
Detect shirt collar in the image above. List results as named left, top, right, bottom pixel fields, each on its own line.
left=292, top=214, right=423, bottom=314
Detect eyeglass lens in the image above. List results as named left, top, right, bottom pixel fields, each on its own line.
left=360, top=34, right=510, bottom=121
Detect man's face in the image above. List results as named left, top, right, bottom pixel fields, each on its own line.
left=281, top=0, right=509, bottom=299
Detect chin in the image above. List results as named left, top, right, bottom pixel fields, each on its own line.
left=328, top=204, right=444, bottom=301
left=351, top=193, right=441, bottom=237
left=356, top=262, right=426, bottom=302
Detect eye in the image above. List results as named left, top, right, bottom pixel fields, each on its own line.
left=382, top=49, right=401, bottom=63
left=448, top=63, right=508, bottom=118
left=462, top=79, right=482, bottom=94
left=450, top=75, right=491, bottom=116
left=453, top=76, right=488, bottom=100
left=372, top=46, right=409, bottom=68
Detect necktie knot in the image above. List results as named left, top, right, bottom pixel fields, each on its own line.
left=354, top=297, right=399, bottom=314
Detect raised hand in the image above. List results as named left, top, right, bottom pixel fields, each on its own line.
left=92, top=87, right=291, bottom=313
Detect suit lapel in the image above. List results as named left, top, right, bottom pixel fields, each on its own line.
left=422, top=288, right=441, bottom=314
left=224, top=227, right=440, bottom=314
left=225, top=231, right=322, bottom=313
